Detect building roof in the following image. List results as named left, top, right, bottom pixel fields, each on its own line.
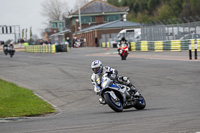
left=74, top=20, right=140, bottom=35
left=50, top=29, right=70, bottom=37
left=71, top=0, right=126, bottom=16
left=120, top=6, right=129, bottom=12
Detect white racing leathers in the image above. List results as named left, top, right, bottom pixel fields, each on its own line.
left=91, top=66, right=118, bottom=94
left=91, top=66, right=134, bottom=95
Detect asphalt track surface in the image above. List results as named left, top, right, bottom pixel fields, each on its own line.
left=0, top=48, right=200, bottom=133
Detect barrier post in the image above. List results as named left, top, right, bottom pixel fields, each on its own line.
left=189, top=44, right=192, bottom=60
left=66, top=44, right=68, bottom=52
left=140, top=41, right=148, bottom=51
left=154, top=41, right=163, bottom=52
left=195, top=41, right=197, bottom=59
left=130, top=42, right=136, bottom=51
left=107, top=42, right=110, bottom=48
left=102, top=42, right=105, bottom=48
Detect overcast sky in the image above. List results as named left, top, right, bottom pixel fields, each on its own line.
left=0, top=0, right=76, bottom=41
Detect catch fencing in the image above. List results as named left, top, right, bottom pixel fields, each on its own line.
left=141, top=17, right=200, bottom=41
left=100, top=17, right=200, bottom=53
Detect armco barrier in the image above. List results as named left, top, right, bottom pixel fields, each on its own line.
left=102, top=42, right=110, bottom=48
left=171, top=40, right=181, bottom=51
left=140, top=41, right=148, bottom=51
left=154, top=41, right=163, bottom=52
left=25, top=44, right=68, bottom=53
left=107, top=42, right=110, bottom=48
left=101, top=39, right=200, bottom=52
left=130, top=42, right=136, bottom=51
left=102, top=42, right=106, bottom=47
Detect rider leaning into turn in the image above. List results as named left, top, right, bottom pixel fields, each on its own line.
left=91, top=60, right=140, bottom=104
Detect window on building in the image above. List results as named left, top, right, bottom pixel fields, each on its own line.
left=81, top=16, right=91, bottom=24
left=81, top=16, right=96, bottom=24
left=104, top=16, right=108, bottom=22
left=108, top=15, right=121, bottom=22
left=91, top=16, right=96, bottom=23
left=58, top=22, right=64, bottom=28
left=52, top=22, right=57, bottom=28
left=104, top=15, right=121, bottom=22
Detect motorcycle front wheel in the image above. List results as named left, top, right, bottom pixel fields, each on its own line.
left=121, top=55, right=127, bottom=60
left=4, top=50, right=8, bottom=55
left=104, top=93, right=123, bottom=112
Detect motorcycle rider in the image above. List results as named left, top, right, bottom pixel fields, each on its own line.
left=117, top=37, right=129, bottom=55
left=91, top=60, right=140, bottom=104
left=3, top=42, right=8, bottom=55
left=9, top=40, right=14, bottom=49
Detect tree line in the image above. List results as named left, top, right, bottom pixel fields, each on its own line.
left=107, top=0, right=200, bottom=23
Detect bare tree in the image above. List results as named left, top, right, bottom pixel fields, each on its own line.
left=41, top=0, right=69, bottom=21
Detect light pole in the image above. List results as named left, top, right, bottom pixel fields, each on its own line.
left=78, top=3, right=82, bottom=31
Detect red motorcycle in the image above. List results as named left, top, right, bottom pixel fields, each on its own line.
left=119, top=44, right=129, bottom=60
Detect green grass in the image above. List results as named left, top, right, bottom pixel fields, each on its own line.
left=0, top=78, right=56, bottom=118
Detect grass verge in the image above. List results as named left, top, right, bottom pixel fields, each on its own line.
left=0, top=78, right=56, bottom=118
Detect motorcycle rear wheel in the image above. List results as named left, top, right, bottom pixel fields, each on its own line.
left=134, top=95, right=146, bottom=110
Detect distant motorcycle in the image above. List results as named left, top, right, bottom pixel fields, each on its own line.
left=74, top=40, right=81, bottom=48
left=97, top=74, right=146, bottom=112
left=3, top=45, right=8, bottom=55
left=8, top=44, right=15, bottom=58
left=119, top=43, right=129, bottom=60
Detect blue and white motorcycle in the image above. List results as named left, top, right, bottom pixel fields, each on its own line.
left=98, top=74, right=146, bottom=112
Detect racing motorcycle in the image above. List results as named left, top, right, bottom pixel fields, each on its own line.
left=98, top=74, right=146, bottom=112
left=3, top=45, right=8, bottom=55
left=8, top=44, right=15, bottom=58
left=119, top=43, right=129, bottom=60
left=74, top=40, right=81, bottom=48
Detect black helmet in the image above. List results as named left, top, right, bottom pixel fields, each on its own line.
left=121, top=37, right=126, bottom=41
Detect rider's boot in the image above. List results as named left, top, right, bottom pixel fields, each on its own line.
left=118, top=76, right=141, bottom=98
left=99, top=97, right=106, bottom=105
left=127, top=83, right=141, bottom=98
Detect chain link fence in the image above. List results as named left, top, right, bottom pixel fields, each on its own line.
left=141, top=17, right=200, bottom=41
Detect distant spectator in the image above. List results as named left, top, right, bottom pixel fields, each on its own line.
left=73, top=37, right=77, bottom=47
left=40, top=40, right=43, bottom=45
left=84, top=38, right=86, bottom=47
left=48, top=41, right=51, bottom=45
left=80, top=38, right=84, bottom=47
left=18, top=39, right=22, bottom=48
left=42, top=42, right=46, bottom=45
left=1, top=41, right=5, bottom=45
left=23, top=41, right=29, bottom=46
left=44, top=41, right=48, bottom=45
left=65, top=37, right=71, bottom=48
left=95, top=37, right=98, bottom=47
